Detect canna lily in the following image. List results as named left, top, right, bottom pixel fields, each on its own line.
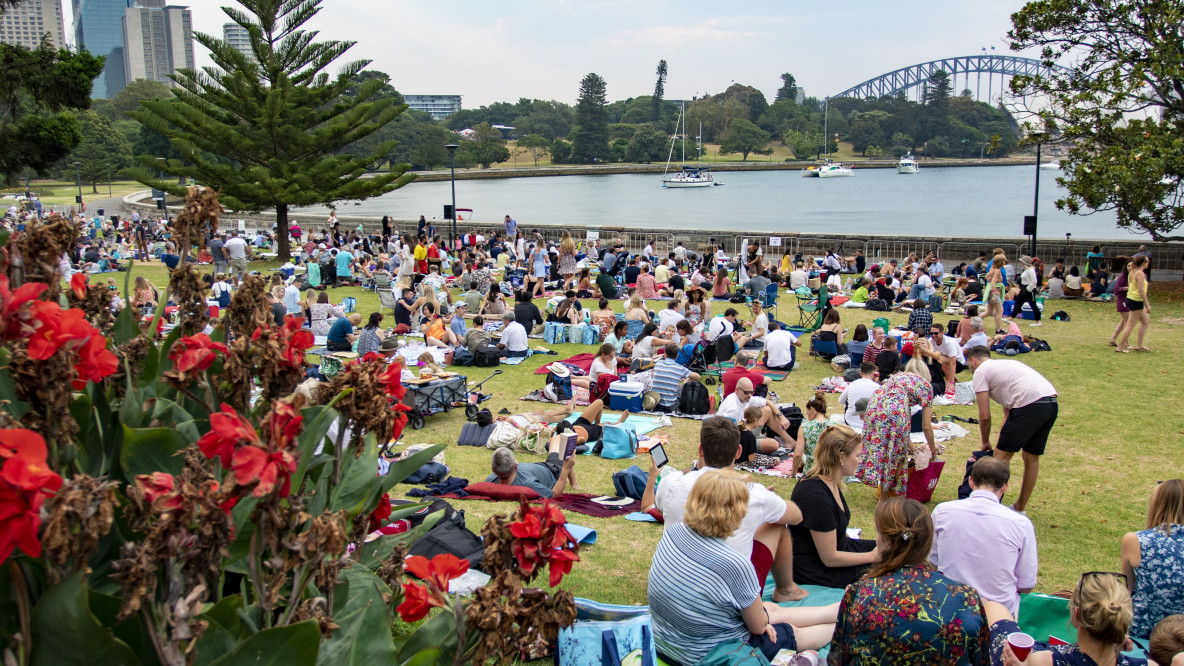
left=134, top=472, right=182, bottom=512
left=197, top=404, right=260, bottom=466
left=278, top=316, right=314, bottom=369
left=169, top=333, right=228, bottom=374
left=397, top=579, right=443, bottom=623
left=69, top=273, right=88, bottom=300
left=230, top=446, right=296, bottom=497
left=0, top=428, right=48, bottom=464
left=507, top=499, right=580, bottom=587
left=260, top=397, right=304, bottom=451
left=396, top=553, right=470, bottom=622
left=367, top=493, right=392, bottom=533
left=0, top=275, right=48, bottom=340
left=0, top=480, right=48, bottom=561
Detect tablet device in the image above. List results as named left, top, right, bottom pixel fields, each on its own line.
left=649, top=443, right=668, bottom=468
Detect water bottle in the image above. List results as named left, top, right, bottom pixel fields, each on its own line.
left=584, top=308, right=590, bottom=324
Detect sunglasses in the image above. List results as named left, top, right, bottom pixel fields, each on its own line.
left=736, top=388, right=752, bottom=396
left=930, top=332, right=942, bottom=336
left=1076, top=571, right=1126, bottom=597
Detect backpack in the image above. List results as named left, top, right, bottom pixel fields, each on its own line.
left=696, top=640, right=771, bottom=666
left=452, top=347, right=474, bottom=366
left=928, top=293, right=944, bottom=313
left=406, top=520, right=484, bottom=569
left=946, top=319, right=959, bottom=337
left=1051, top=310, right=1070, bottom=321
left=611, top=465, right=648, bottom=501
left=475, top=345, right=501, bottom=367
left=391, top=498, right=466, bottom=531
left=544, top=372, right=573, bottom=402
left=865, top=298, right=889, bottom=311
left=729, top=292, right=748, bottom=303
left=678, top=381, right=710, bottom=415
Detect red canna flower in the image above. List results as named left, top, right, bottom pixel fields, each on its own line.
left=197, top=404, right=259, bottom=466
left=260, top=397, right=304, bottom=451
left=278, top=316, right=314, bottom=369
left=69, top=273, right=88, bottom=300
left=25, top=301, right=66, bottom=360
left=507, top=499, right=580, bottom=587
left=377, top=361, right=407, bottom=400
left=70, top=324, right=118, bottom=384
left=548, top=546, right=579, bottom=588
left=134, top=472, right=182, bottom=511
left=169, top=333, right=229, bottom=374
left=0, top=456, right=62, bottom=495
left=0, top=275, right=48, bottom=341
left=230, top=446, right=296, bottom=497
left=367, top=493, right=392, bottom=533
left=405, top=553, right=470, bottom=593
left=0, top=429, right=62, bottom=562
left=397, top=580, right=444, bottom=623
left=0, top=480, right=48, bottom=561
left=0, top=428, right=48, bottom=464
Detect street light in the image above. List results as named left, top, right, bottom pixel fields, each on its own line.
left=73, top=161, right=83, bottom=212
left=1028, top=128, right=1047, bottom=258
left=445, top=143, right=459, bottom=247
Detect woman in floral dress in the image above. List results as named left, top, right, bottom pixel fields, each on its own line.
left=795, top=391, right=830, bottom=475
left=855, top=360, right=937, bottom=504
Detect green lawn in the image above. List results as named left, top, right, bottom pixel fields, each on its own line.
left=0, top=179, right=146, bottom=207
left=128, top=258, right=1184, bottom=609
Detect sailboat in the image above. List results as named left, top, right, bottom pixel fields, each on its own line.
left=802, top=98, right=853, bottom=178
left=662, top=103, right=715, bottom=188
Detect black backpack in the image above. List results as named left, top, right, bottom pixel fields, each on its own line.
left=678, top=381, right=710, bottom=415
left=946, top=319, right=959, bottom=337
left=475, top=345, right=501, bottom=367
left=729, top=292, right=748, bottom=304
left=407, top=520, right=484, bottom=569
left=865, top=298, right=889, bottom=311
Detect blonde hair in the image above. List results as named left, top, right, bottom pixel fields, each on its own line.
left=560, top=231, right=575, bottom=256
left=804, top=424, right=862, bottom=483
left=903, top=358, right=931, bottom=383
left=628, top=293, right=645, bottom=311
left=1148, top=479, right=1184, bottom=535
left=685, top=470, right=750, bottom=539
left=992, top=255, right=1006, bottom=269
left=1072, top=573, right=1134, bottom=646
left=271, top=285, right=285, bottom=299
left=417, top=351, right=442, bottom=374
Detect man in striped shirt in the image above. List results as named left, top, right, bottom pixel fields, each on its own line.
left=651, top=344, right=699, bottom=412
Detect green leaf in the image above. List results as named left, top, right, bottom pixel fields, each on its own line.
left=136, top=344, right=160, bottom=385
left=357, top=511, right=442, bottom=571
left=206, top=620, right=321, bottom=666
left=395, top=611, right=458, bottom=664
left=291, top=404, right=339, bottom=492
left=120, top=424, right=187, bottom=479
left=0, top=353, right=29, bottom=420
left=112, top=305, right=140, bottom=345
left=329, top=434, right=379, bottom=518
left=87, top=588, right=158, bottom=666
left=200, top=594, right=247, bottom=639
left=318, top=568, right=396, bottom=665
left=30, top=571, right=139, bottom=666
left=399, top=649, right=442, bottom=666
left=365, top=444, right=445, bottom=512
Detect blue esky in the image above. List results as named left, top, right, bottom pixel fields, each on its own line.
left=69, top=0, right=1042, bottom=107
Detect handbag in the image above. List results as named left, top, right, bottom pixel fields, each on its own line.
left=583, top=324, right=599, bottom=345
left=556, top=599, right=656, bottom=666
left=598, top=423, right=638, bottom=460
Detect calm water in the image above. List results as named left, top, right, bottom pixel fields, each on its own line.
left=305, top=165, right=1144, bottom=240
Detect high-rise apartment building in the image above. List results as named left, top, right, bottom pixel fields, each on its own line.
left=72, top=0, right=132, bottom=98
left=403, top=95, right=463, bottom=122
left=222, top=22, right=255, bottom=68
left=122, top=1, right=193, bottom=89
left=0, top=0, right=67, bottom=50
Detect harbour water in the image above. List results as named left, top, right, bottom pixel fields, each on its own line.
left=303, top=165, right=1145, bottom=240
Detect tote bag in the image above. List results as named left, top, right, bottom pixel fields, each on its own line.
left=556, top=598, right=656, bottom=666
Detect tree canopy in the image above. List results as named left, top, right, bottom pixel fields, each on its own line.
left=1009, top=0, right=1184, bottom=241
left=130, top=0, right=413, bottom=259
left=68, top=110, right=134, bottom=192
left=570, top=73, right=609, bottom=164
left=718, top=118, right=772, bottom=161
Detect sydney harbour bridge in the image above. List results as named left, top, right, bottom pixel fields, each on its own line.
left=826, top=54, right=1071, bottom=103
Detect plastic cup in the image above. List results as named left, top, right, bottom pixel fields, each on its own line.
left=1007, top=632, right=1035, bottom=661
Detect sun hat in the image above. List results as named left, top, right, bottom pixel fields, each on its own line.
left=378, top=337, right=400, bottom=352
left=1019, top=255, right=1033, bottom=268
left=546, top=362, right=570, bottom=378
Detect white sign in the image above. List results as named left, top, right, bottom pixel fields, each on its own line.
left=770, top=237, right=782, bottom=247
left=238, top=219, right=246, bottom=231
left=586, top=230, right=600, bottom=241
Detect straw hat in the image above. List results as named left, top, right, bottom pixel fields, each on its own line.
left=547, top=362, right=570, bottom=378
left=1019, top=255, right=1033, bottom=268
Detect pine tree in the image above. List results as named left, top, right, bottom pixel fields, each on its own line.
left=570, top=73, right=609, bottom=164
left=652, top=60, right=667, bottom=121
left=129, top=0, right=413, bottom=259
left=776, top=73, right=798, bottom=102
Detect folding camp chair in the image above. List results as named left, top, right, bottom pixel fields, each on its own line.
left=378, top=289, right=400, bottom=316
left=811, top=338, right=839, bottom=360
left=793, top=285, right=828, bottom=333
left=760, top=282, right=780, bottom=319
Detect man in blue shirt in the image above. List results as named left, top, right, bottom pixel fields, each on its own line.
left=447, top=303, right=467, bottom=338
left=160, top=242, right=180, bottom=270
left=504, top=214, right=517, bottom=237
left=485, top=435, right=577, bottom=498
left=326, top=313, right=360, bottom=351
left=334, top=248, right=354, bottom=282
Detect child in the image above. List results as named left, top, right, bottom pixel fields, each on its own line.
left=737, top=406, right=782, bottom=468
left=875, top=335, right=900, bottom=380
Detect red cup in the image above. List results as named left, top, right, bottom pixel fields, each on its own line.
left=1007, top=632, right=1035, bottom=661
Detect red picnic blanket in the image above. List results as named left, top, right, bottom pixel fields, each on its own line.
left=431, top=491, right=641, bottom=518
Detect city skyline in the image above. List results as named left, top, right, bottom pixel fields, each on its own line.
left=57, top=1, right=1045, bottom=107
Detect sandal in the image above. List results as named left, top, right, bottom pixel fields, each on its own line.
left=1132, top=346, right=1152, bottom=352
left=1108, top=340, right=1117, bottom=346
left=1116, top=347, right=1130, bottom=353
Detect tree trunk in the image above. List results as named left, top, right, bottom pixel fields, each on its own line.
left=275, top=203, right=291, bottom=261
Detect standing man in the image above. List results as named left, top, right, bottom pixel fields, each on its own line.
left=134, top=221, right=150, bottom=262
left=209, top=232, right=227, bottom=277
left=504, top=214, right=517, bottom=238
left=929, top=457, right=1038, bottom=616
left=224, top=230, right=249, bottom=286
left=964, top=346, right=1058, bottom=515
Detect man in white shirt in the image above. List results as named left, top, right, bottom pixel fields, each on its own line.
left=223, top=231, right=249, bottom=285
left=497, top=312, right=529, bottom=357
left=789, top=263, right=810, bottom=290
left=908, top=271, right=934, bottom=302
left=929, top=457, right=1037, bottom=616
left=282, top=282, right=302, bottom=315
left=761, top=322, right=799, bottom=371
left=717, top=377, right=794, bottom=444
left=838, top=362, right=879, bottom=431
left=705, top=308, right=751, bottom=348
left=915, top=323, right=967, bottom=398
left=651, top=417, right=808, bottom=601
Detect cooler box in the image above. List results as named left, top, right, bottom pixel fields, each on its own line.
left=608, top=381, right=645, bottom=412
left=905, top=460, right=946, bottom=503
left=1002, top=300, right=1015, bottom=316
left=1019, top=302, right=1044, bottom=320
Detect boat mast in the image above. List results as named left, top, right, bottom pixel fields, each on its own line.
left=681, top=101, right=686, bottom=167
left=823, top=98, right=828, bottom=161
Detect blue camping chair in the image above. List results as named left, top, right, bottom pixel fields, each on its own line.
left=760, top=283, right=780, bottom=318
left=811, top=338, right=839, bottom=360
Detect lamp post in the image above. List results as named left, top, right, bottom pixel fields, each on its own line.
left=1029, top=129, right=1047, bottom=258
left=445, top=143, right=458, bottom=247
left=107, top=162, right=112, bottom=198
left=73, top=161, right=83, bottom=213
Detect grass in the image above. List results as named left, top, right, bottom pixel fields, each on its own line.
left=128, top=257, right=1184, bottom=609
left=0, top=180, right=147, bottom=207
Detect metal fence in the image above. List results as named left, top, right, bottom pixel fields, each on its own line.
left=864, top=239, right=942, bottom=264
left=938, top=242, right=1022, bottom=267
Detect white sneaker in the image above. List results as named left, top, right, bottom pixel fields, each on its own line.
left=1029, top=322, right=1042, bottom=327
left=1008, top=503, right=1028, bottom=516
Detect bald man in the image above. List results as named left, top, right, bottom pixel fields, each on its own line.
left=715, top=377, right=792, bottom=452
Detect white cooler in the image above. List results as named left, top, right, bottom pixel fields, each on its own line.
left=608, top=380, right=645, bottom=412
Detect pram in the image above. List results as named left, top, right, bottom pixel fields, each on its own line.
left=403, top=368, right=503, bottom=430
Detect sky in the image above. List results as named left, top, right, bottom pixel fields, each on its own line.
left=63, top=0, right=1043, bottom=108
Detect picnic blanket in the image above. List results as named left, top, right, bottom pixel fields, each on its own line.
left=521, top=385, right=593, bottom=406
left=425, top=490, right=642, bottom=518
left=501, top=353, right=532, bottom=365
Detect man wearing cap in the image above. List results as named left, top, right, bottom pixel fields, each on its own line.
left=964, top=346, right=1058, bottom=515
left=449, top=302, right=467, bottom=338
left=1015, top=255, right=1043, bottom=327
left=497, top=312, right=529, bottom=357
left=377, top=335, right=401, bottom=360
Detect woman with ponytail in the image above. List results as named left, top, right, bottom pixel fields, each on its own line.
left=793, top=391, right=831, bottom=475
left=828, top=497, right=990, bottom=664
left=985, top=571, right=1148, bottom=665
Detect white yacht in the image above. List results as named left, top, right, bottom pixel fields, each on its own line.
left=663, top=166, right=714, bottom=188
left=817, top=162, right=853, bottom=178
left=1039, top=160, right=1062, bottom=170
left=662, top=103, right=716, bottom=188
left=897, top=153, right=919, bottom=174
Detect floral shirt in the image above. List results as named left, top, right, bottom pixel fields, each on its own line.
left=828, top=565, right=989, bottom=665
left=1131, top=525, right=1184, bottom=638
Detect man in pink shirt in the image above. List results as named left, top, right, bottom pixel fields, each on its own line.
left=965, top=346, right=1058, bottom=514
left=929, top=457, right=1038, bottom=616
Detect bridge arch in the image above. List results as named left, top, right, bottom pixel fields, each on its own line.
left=827, top=55, right=1071, bottom=102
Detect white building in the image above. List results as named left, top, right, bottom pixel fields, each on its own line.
left=222, top=22, right=255, bottom=68
left=122, top=0, right=193, bottom=89
left=0, top=0, right=67, bottom=50
left=404, top=94, right=462, bottom=121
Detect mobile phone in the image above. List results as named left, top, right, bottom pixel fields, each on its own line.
left=562, top=432, right=579, bottom=460
left=649, top=443, right=668, bottom=468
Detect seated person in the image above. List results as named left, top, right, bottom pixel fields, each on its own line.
left=461, top=316, right=492, bottom=352
left=496, top=312, right=529, bottom=357
left=649, top=469, right=838, bottom=666
left=850, top=278, right=871, bottom=303
left=419, top=303, right=458, bottom=349
left=656, top=300, right=685, bottom=337
left=838, top=362, right=879, bottom=431
left=744, top=269, right=772, bottom=299
left=326, top=313, right=361, bottom=352
left=594, top=270, right=618, bottom=299
left=1064, top=266, right=1085, bottom=297
left=813, top=309, right=846, bottom=356
left=722, top=351, right=770, bottom=397
left=874, top=335, right=901, bottom=379
left=485, top=435, right=577, bottom=498
left=554, top=398, right=627, bottom=449
left=717, top=378, right=793, bottom=447
left=461, top=281, right=483, bottom=313
left=547, top=290, right=582, bottom=323
left=651, top=343, right=699, bottom=412
left=961, top=316, right=991, bottom=351
left=914, top=323, right=966, bottom=399
left=447, top=303, right=467, bottom=337
left=1151, top=615, right=1184, bottom=666
left=1090, top=268, right=1111, bottom=298
left=631, top=322, right=671, bottom=367
left=906, top=298, right=934, bottom=331
left=964, top=274, right=984, bottom=301
left=1122, top=479, right=1184, bottom=639
left=738, top=406, right=781, bottom=464
left=746, top=300, right=769, bottom=346
left=829, top=497, right=990, bottom=663
left=984, top=573, right=1149, bottom=666
left=955, top=304, right=980, bottom=344
left=790, top=425, right=879, bottom=587
left=604, top=320, right=634, bottom=362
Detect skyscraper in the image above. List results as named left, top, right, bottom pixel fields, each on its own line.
left=72, top=0, right=132, bottom=98
left=0, top=0, right=67, bottom=50
left=222, top=22, right=255, bottom=68
left=122, top=1, right=193, bottom=89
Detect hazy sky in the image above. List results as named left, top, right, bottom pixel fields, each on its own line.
left=66, top=0, right=1041, bottom=108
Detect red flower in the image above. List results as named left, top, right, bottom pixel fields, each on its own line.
left=278, top=316, right=314, bottom=369
left=197, top=404, right=259, bottom=466
left=397, top=580, right=444, bottom=623
left=0, top=275, right=48, bottom=341
left=70, top=273, right=88, bottom=300
left=70, top=324, right=118, bottom=384
left=0, top=481, right=47, bottom=561
left=169, top=333, right=228, bottom=374
left=134, top=472, right=182, bottom=511
left=368, top=493, right=392, bottom=532
left=507, top=499, right=579, bottom=587
left=25, top=301, right=66, bottom=360
left=0, top=428, right=48, bottom=464
left=377, top=361, right=407, bottom=400
left=230, top=446, right=296, bottom=497
left=0, top=429, right=61, bottom=562
left=260, top=398, right=304, bottom=451
left=548, top=546, right=579, bottom=588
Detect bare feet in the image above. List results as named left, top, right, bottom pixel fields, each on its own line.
left=772, top=584, right=810, bottom=602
